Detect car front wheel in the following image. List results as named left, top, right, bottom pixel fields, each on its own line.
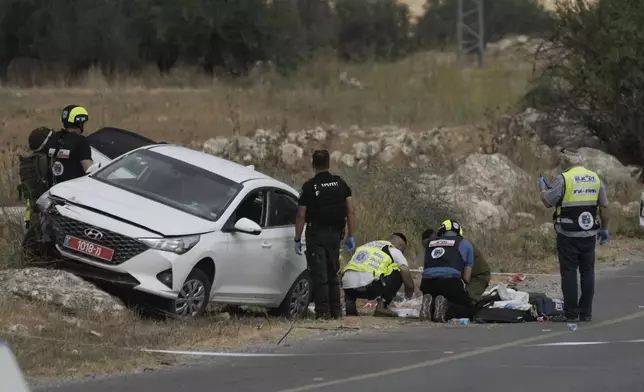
left=270, top=271, right=312, bottom=319
left=167, top=269, right=211, bottom=319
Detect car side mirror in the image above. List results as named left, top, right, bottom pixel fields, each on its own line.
left=233, top=218, right=262, bottom=235
left=86, top=162, right=102, bottom=174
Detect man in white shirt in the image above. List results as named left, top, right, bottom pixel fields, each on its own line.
left=341, top=233, right=416, bottom=317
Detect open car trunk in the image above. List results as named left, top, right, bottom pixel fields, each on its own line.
left=86, top=127, right=159, bottom=160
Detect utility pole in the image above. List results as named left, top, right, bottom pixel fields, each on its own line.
left=456, top=0, right=485, bottom=67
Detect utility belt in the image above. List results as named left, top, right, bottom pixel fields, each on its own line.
left=306, top=221, right=345, bottom=233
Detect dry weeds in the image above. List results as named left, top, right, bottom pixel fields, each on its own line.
left=1, top=50, right=643, bottom=380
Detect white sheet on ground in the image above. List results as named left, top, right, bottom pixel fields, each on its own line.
left=483, top=283, right=533, bottom=311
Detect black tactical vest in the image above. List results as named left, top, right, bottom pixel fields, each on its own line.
left=423, top=235, right=465, bottom=272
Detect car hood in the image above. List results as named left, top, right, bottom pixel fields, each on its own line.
left=48, top=176, right=217, bottom=236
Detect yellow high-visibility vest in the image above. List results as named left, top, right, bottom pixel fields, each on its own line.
left=554, top=166, right=601, bottom=232
left=342, top=240, right=401, bottom=278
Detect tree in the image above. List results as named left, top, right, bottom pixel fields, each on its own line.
left=415, top=0, right=553, bottom=50
left=530, top=0, right=644, bottom=169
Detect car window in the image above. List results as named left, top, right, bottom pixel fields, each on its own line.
left=233, top=190, right=266, bottom=228
left=267, top=189, right=298, bottom=227
left=93, top=149, right=242, bottom=222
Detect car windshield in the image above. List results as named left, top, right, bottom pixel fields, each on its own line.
left=93, top=149, right=242, bottom=221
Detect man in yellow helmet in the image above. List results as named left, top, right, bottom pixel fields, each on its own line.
left=341, top=233, right=416, bottom=317
left=419, top=219, right=475, bottom=323
left=45, top=105, right=94, bottom=185
left=539, top=148, right=609, bottom=323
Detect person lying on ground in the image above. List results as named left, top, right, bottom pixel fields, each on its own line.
left=419, top=220, right=475, bottom=323
left=342, top=233, right=415, bottom=317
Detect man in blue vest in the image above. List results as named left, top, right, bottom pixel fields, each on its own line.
left=540, top=148, right=610, bottom=322
left=418, top=219, right=475, bottom=323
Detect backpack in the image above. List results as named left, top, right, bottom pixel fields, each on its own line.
left=528, top=292, right=564, bottom=319
left=17, top=153, right=51, bottom=206
left=473, top=305, right=537, bottom=324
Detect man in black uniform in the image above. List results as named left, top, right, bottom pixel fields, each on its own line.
left=46, top=105, right=94, bottom=185
left=295, top=150, right=356, bottom=320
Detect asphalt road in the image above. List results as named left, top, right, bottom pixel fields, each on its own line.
left=35, top=261, right=644, bottom=392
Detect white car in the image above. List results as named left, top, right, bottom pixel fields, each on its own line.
left=0, top=340, right=30, bottom=392
left=37, top=143, right=311, bottom=319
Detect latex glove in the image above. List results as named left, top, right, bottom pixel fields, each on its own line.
left=345, top=236, right=356, bottom=252
left=539, top=176, right=549, bottom=191
left=598, top=229, right=609, bottom=245
left=294, top=240, right=302, bottom=255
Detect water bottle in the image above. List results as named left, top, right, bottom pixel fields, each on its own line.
left=449, top=318, right=469, bottom=325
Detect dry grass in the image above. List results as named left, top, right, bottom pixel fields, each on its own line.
left=1, top=49, right=644, bottom=379
left=0, top=298, right=427, bottom=380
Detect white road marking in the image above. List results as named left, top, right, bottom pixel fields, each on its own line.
left=530, top=341, right=607, bottom=347
left=530, top=339, right=644, bottom=347
left=140, top=348, right=440, bottom=358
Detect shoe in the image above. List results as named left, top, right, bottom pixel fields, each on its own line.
left=550, top=314, right=580, bottom=322
left=433, top=295, right=448, bottom=323
left=374, top=306, right=398, bottom=318
left=579, top=315, right=592, bottom=322
left=419, top=294, right=433, bottom=321
left=345, top=300, right=358, bottom=316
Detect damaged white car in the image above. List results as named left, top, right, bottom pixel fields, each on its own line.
left=36, top=143, right=311, bottom=319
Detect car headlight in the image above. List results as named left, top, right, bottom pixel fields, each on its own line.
left=35, top=192, right=52, bottom=212
left=138, top=235, right=201, bottom=255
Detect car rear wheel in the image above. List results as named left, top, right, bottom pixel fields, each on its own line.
left=166, top=269, right=211, bottom=319
left=270, top=271, right=312, bottom=319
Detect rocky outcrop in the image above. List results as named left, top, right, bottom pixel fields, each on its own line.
left=498, top=107, right=602, bottom=151
left=0, top=268, right=125, bottom=315
left=410, top=153, right=532, bottom=230
left=575, top=148, right=642, bottom=185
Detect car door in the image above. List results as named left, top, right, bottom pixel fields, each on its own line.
left=220, top=188, right=282, bottom=304
left=264, top=188, right=305, bottom=299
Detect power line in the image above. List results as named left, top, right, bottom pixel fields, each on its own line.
left=456, top=0, right=485, bottom=67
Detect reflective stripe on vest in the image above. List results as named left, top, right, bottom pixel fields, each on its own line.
left=554, top=167, right=601, bottom=232
left=342, top=240, right=401, bottom=278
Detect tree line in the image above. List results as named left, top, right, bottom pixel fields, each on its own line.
left=527, top=0, right=644, bottom=171
left=0, top=0, right=553, bottom=81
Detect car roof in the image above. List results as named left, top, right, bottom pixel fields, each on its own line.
left=145, top=144, right=272, bottom=183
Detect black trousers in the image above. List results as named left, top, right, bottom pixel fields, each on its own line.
left=420, top=278, right=473, bottom=317
left=557, top=234, right=596, bottom=318
left=305, top=225, right=343, bottom=318
left=344, top=270, right=403, bottom=307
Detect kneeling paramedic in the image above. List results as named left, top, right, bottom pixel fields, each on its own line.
left=341, top=233, right=416, bottom=317
left=539, top=148, right=609, bottom=322
left=419, top=220, right=474, bottom=323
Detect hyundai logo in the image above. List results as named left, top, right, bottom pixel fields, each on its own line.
left=84, top=228, right=103, bottom=240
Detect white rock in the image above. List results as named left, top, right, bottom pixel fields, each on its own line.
left=576, top=147, right=639, bottom=185
left=379, top=145, right=400, bottom=163
left=367, top=140, right=381, bottom=157
left=340, top=154, right=356, bottom=167
left=280, top=143, right=304, bottom=166
left=353, top=142, right=368, bottom=160
left=7, top=324, right=28, bottom=335
left=622, top=201, right=640, bottom=216
left=330, top=151, right=343, bottom=163
left=0, top=268, right=125, bottom=315
left=311, top=127, right=327, bottom=141
left=203, top=137, right=230, bottom=156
